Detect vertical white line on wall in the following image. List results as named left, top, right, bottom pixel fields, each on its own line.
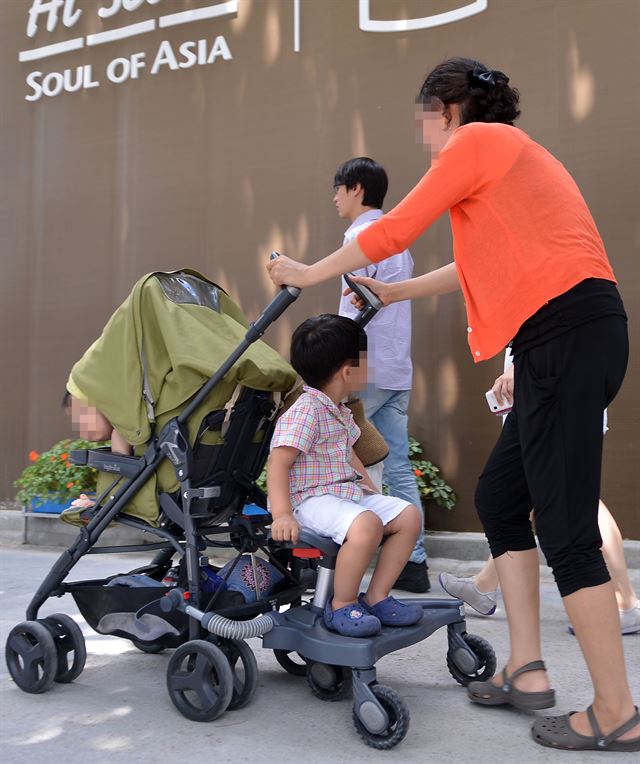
left=294, top=0, right=301, bottom=52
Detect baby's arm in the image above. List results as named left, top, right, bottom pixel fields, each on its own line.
left=267, top=446, right=301, bottom=543
left=351, top=449, right=379, bottom=494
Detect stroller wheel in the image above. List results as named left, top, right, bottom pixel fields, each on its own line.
left=306, top=662, right=351, bottom=701
left=166, top=639, right=233, bottom=722
left=446, top=633, right=496, bottom=686
left=216, top=638, right=259, bottom=711
left=352, top=684, right=409, bottom=750
left=273, top=649, right=308, bottom=677
left=5, top=620, right=59, bottom=694
left=42, top=613, right=87, bottom=683
left=131, top=640, right=166, bottom=654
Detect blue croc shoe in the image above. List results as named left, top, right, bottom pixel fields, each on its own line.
left=358, top=594, right=423, bottom=627
left=323, top=600, right=381, bottom=637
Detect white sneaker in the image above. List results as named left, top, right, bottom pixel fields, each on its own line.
left=567, top=600, right=640, bottom=636
left=620, top=601, right=640, bottom=635
left=438, top=572, right=497, bottom=616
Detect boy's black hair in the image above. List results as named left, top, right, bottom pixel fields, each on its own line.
left=62, top=390, right=72, bottom=410
left=290, top=314, right=367, bottom=390
left=333, top=157, right=388, bottom=209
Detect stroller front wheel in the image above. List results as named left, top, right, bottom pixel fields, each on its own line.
left=5, top=620, right=59, bottom=694
left=42, top=613, right=87, bottom=683
left=166, top=639, right=233, bottom=722
left=216, top=638, right=259, bottom=711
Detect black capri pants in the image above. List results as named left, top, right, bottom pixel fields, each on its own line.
left=475, top=315, right=628, bottom=597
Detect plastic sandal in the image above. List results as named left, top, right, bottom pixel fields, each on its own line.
left=358, top=594, right=423, bottom=627
left=467, top=659, right=556, bottom=710
left=532, top=705, right=640, bottom=752
left=323, top=600, right=381, bottom=637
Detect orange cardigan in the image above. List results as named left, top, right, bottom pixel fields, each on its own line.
left=357, top=122, right=616, bottom=362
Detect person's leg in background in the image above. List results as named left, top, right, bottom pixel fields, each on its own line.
left=442, top=501, right=640, bottom=632
left=591, top=501, right=639, bottom=633
left=363, top=387, right=430, bottom=592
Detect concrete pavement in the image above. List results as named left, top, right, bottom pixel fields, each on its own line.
left=1, top=545, right=638, bottom=764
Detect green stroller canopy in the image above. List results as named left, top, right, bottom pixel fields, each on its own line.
left=64, top=270, right=296, bottom=526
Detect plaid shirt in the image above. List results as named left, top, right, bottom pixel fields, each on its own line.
left=270, top=386, right=362, bottom=508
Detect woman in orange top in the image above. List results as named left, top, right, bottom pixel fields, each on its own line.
left=267, top=58, right=638, bottom=752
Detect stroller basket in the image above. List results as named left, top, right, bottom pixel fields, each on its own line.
left=68, top=578, right=240, bottom=647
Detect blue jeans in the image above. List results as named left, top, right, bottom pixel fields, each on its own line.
left=362, top=388, right=427, bottom=565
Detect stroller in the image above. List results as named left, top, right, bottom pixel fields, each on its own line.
left=5, top=265, right=496, bottom=750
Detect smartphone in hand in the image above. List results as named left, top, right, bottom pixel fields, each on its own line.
left=485, top=390, right=512, bottom=415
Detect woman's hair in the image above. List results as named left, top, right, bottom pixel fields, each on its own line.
left=418, top=57, right=520, bottom=126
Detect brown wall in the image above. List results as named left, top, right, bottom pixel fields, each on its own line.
left=2, top=0, right=638, bottom=536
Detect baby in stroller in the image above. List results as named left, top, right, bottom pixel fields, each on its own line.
left=269, top=314, right=423, bottom=637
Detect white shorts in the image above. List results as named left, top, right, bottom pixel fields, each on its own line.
left=293, top=492, right=412, bottom=545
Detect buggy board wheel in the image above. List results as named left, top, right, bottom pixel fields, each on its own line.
left=166, top=639, right=233, bottom=722
left=42, top=613, right=87, bottom=683
left=131, top=640, right=166, bottom=654
left=217, top=638, right=259, bottom=711
left=306, top=661, right=351, bottom=701
left=273, top=649, right=308, bottom=677
left=5, top=620, right=59, bottom=694
left=352, top=684, right=409, bottom=750
left=447, top=633, right=496, bottom=686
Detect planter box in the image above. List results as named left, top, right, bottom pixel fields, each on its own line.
left=29, top=497, right=72, bottom=514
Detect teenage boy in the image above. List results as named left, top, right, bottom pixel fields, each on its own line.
left=333, top=157, right=430, bottom=592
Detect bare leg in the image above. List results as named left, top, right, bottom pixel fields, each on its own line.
left=598, top=500, right=638, bottom=611
left=490, top=549, right=550, bottom=693
left=332, top=511, right=383, bottom=611
left=365, top=505, right=421, bottom=605
left=563, top=582, right=640, bottom=741
left=474, top=555, right=500, bottom=593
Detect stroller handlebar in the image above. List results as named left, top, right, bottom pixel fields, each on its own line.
left=246, top=252, right=302, bottom=341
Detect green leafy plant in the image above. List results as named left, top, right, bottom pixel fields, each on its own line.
left=14, top=439, right=103, bottom=508
left=407, top=437, right=457, bottom=510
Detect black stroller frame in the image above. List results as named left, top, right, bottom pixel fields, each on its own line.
left=5, top=262, right=497, bottom=750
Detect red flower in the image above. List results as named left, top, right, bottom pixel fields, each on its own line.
left=66, top=482, right=74, bottom=489
left=60, top=453, right=68, bottom=461
left=50, top=456, right=57, bottom=462
left=29, top=451, right=39, bottom=462
left=65, top=462, right=73, bottom=468
left=414, top=469, right=423, bottom=477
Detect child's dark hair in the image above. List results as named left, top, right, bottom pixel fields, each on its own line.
left=333, top=157, right=388, bottom=209
left=290, top=315, right=367, bottom=389
left=417, top=57, right=520, bottom=126
left=62, top=390, right=72, bottom=410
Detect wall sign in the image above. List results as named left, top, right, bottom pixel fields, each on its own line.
left=19, top=1, right=489, bottom=102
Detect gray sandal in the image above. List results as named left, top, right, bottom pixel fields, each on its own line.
left=532, top=705, right=640, bottom=752
left=467, top=659, right=555, bottom=711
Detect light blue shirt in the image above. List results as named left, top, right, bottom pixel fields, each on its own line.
left=338, top=209, right=414, bottom=391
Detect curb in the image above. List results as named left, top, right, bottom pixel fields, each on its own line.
left=1, top=509, right=638, bottom=570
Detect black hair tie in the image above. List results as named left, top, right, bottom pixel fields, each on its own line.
left=468, top=65, right=509, bottom=89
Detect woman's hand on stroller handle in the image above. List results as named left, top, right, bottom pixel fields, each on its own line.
left=343, top=274, right=393, bottom=311
left=271, top=514, right=301, bottom=543
left=267, top=251, right=309, bottom=291
left=343, top=273, right=384, bottom=312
